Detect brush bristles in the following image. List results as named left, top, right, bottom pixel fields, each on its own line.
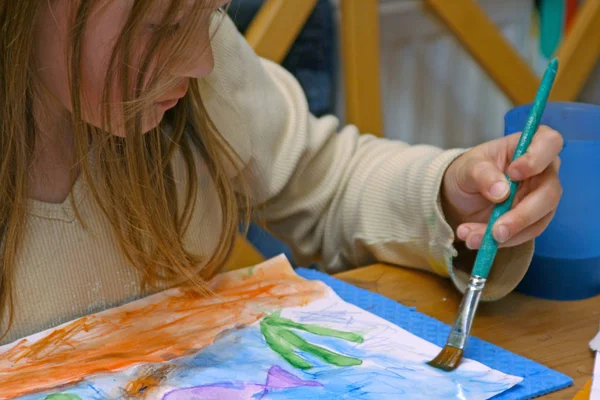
left=427, top=345, right=464, bottom=371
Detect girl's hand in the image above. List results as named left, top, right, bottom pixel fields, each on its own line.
left=442, top=126, right=563, bottom=250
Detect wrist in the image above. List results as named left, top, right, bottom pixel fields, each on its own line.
left=441, top=166, right=463, bottom=233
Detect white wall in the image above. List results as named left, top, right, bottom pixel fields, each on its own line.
left=331, top=0, right=536, bottom=149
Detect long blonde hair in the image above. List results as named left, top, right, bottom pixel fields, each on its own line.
left=0, top=0, right=249, bottom=337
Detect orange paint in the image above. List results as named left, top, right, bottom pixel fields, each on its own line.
left=0, top=256, right=328, bottom=399
left=3, top=318, right=98, bottom=363
left=124, top=365, right=172, bottom=398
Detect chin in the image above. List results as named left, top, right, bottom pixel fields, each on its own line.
left=130, top=110, right=166, bottom=136
left=107, top=117, right=163, bottom=138
left=104, top=104, right=177, bottom=137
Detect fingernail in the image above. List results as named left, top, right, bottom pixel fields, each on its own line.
left=490, top=181, right=509, bottom=199
left=467, top=235, right=482, bottom=250
left=510, top=169, right=522, bottom=181
left=457, top=226, right=470, bottom=240
left=495, top=224, right=510, bottom=243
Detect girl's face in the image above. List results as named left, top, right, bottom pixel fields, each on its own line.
left=34, top=0, right=225, bottom=136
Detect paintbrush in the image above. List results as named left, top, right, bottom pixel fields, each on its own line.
left=428, top=57, right=559, bottom=372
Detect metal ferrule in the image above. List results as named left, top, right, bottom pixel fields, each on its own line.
left=446, top=275, right=487, bottom=349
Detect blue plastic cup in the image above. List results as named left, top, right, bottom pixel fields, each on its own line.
left=504, top=102, right=600, bottom=300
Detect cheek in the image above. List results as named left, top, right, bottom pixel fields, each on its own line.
left=193, top=27, right=216, bottom=76
left=78, top=11, right=127, bottom=129
left=169, top=25, right=215, bottom=79
left=78, top=54, right=111, bottom=126
left=34, top=2, right=73, bottom=114
left=196, top=43, right=215, bottom=77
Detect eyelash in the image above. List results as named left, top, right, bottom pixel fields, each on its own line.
left=148, top=8, right=221, bottom=36
left=148, top=23, right=181, bottom=37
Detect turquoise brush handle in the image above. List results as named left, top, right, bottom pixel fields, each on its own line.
left=471, top=58, right=559, bottom=279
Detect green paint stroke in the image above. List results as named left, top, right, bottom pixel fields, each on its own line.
left=44, top=395, right=82, bottom=400
left=260, top=312, right=363, bottom=369
left=263, top=313, right=364, bottom=343
left=278, top=329, right=362, bottom=367
left=260, top=321, right=312, bottom=369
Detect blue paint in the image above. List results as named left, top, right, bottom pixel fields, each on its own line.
left=19, top=326, right=516, bottom=399
left=16, top=267, right=573, bottom=400
left=86, top=385, right=101, bottom=396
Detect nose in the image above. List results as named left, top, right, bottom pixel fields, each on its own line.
left=175, top=41, right=215, bottom=79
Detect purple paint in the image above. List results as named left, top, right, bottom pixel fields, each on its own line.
left=162, top=365, right=322, bottom=400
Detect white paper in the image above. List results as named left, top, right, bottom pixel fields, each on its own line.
left=0, top=255, right=523, bottom=400
left=591, top=351, right=600, bottom=400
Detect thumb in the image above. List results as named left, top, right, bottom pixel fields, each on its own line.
left=464, top=159, right=510, bottom=204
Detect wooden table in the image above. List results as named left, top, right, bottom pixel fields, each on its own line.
left=335, top=264, right=600, bottom=399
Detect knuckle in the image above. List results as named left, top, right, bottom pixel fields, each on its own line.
left=545, top=128, right=564, bottom=149
left=514, top=212, right=530, bottom=231
left=523, top=153, right=536, bottom=169
left=555, top=185, right=564, bottom=203
left=546, top=184, right=562, bottom=207
left=470, top=161, right=492, bottom=182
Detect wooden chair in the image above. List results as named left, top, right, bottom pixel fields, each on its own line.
left=244, top=0, right=600, bottom=117
left=245, top=0, right=384, bottom=136
left=424, top=0, right=600, bottom=103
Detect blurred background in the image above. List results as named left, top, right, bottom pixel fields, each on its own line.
left=227, top=0, right=599, bottom=148
left=224, top=0, right=600, bottom=265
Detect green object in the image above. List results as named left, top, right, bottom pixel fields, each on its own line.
left=540, top=0, right=564, bottom=59
left=44, top=395, right=82, bottom=400
left=471, top=58, right=559, bottom=279
left=265, top=314, right=364, bottom=343
left=260, top=312, right=363, bottom=369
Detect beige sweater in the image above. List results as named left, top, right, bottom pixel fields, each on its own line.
left=2, top=16, right=533, bottom=345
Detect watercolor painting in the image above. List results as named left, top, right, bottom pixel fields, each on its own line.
left=0, top=255, right=522, bottom=399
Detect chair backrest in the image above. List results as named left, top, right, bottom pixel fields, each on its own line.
left=246, top=0, right=384, bottom=136
left=424, top=0, right=600, bottom=103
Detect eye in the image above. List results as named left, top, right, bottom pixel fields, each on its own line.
left=148, top=22, right=182, bottom=37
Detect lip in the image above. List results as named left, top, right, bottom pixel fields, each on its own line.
left=156, top=82, right=189, bottom=109
left=156, top=98, right=180, bottom=109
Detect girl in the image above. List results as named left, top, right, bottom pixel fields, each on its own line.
left=0, top=0, right=562, bottom=345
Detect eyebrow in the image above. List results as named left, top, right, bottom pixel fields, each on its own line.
left=148, top=0, right=208, bottom=18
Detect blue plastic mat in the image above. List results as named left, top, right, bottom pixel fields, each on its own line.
left=296, top=268, right=573, bottom=400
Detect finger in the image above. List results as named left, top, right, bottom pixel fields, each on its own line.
left=454, top=223, right=486, bottom=249
left=493, top=166, right=562, bottom=243
left=507, top=126, right=563, bottom=181
left=553, top=155, right=562, bottom=171
left=498, top=211, right=554, bottom=248
left=456, top=222, right=483, bottom=241
left=512, top=179, right=532, bottom=208
left=465, top=228, right=485, bottom=250
left=459, top=210, right=554, bottom=250
left=466, top=159, right=511, bottom=203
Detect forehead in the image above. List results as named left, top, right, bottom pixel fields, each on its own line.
left=146, top=0, right=223, bottom=18
left=93, top=0, right=212, bottom=20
